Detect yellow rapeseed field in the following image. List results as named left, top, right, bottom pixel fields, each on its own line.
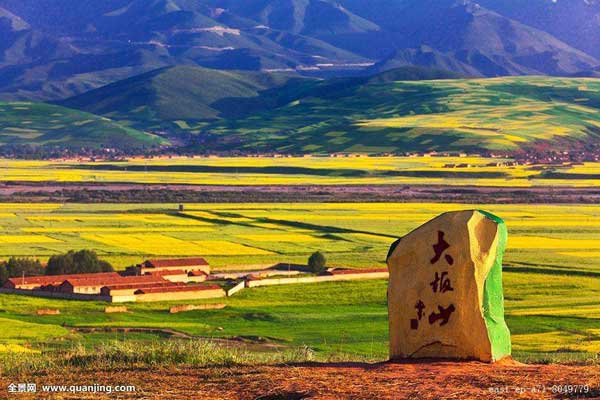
left=237, top=233, right=322, bottom=242
left=509, top=236, right=600, bottom=249
left=0, top=235, right=60, bottom=244
left=1, top=157, right=600, bottom=187
left=82, top=234, right=272, bottom=256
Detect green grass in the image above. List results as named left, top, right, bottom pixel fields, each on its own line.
left=59, top=65, right=306, bottom=128
left=202, top=76, right=600, bottom=153
left=0, top=339, right=318, bottom=376
left=0, top=202, right=598, bottom=365
left=0, top=102, right=166, bottom=149
left=5, top=74, right=600, bottom=154
left=0, top=274, right=598, bottom=365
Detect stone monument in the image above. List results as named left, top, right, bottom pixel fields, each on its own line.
left=387, top=210, right=511, bottom=362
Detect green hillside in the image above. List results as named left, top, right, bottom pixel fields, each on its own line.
left=59, top=65, right=312, bottom=132
left=0, top=102, right=166, bottom=150
left=201, top=76, right=600, bottom=154
left=56, top=70, right=600, bottom=154
left=59, top=65, right=463, bottom=133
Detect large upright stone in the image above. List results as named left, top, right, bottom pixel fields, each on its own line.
left=387, top=210, right=511, bottom=363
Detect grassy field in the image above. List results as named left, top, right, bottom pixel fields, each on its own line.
left=0, top=102, right=165, bottom=149
left=0, top=202, right=598, bottom=363
left=2, top=156, right=600, bottom=187
left=6, top=75, right=600, bottom=155
left=201, top=76, right=600, bottom=153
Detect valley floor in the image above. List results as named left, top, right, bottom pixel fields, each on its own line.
left=2, top=361, right=598, bottom=399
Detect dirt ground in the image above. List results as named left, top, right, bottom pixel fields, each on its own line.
left=2, top=361, right=599, bottom=399
left=2, top=182, right=600, bottom=204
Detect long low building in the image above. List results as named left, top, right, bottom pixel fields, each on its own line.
left=58, top=275, right=169, bottom=295
left=1, top=257, right=224, bottom=303
left=134, top=284, right=226, bottom=302
left=4, top=272, right=122, bottom=290
left=125, top=257, right=211, bottom=276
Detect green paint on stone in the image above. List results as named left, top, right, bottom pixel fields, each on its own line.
left=479, top=210, right=511, bottom=361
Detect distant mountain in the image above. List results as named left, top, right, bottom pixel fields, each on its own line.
left=0, top=102, right=166, bottom=150
left=0, top=0, right=598, bottom=100
left=359, top=0, right=597, bottom=77
left=479, top=0, right=600, bottom=59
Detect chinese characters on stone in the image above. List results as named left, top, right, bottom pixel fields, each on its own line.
left=411, top=231, right=456, bottom=330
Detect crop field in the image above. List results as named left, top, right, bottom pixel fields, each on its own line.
left=202, top=76, right=600, bottom=153
left=0, top=102, right=164, bottom=148
left=1, top=157, right=600, bottom=187
left=0, top=202, right=598, bottom=362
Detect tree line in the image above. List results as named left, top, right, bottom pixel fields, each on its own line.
left=0, top=250, right=113, bottom=285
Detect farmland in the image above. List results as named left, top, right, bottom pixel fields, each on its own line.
left=0, top=102, right=165, bottom=149
left=199, top=76, right=600, bottom=154
left=2, top=156, right=600, bottom=188
left=55, top=72, right=600, bottom=155
left=0, top=202, right=598, bottom=363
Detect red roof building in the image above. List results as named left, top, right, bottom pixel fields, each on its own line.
left=4, top=272, right=121, bottom=290
left=133, top=284, right=226, bottom=302
left=100, top=281, right=185, bottom=296
left=135, top=257, right=211, bottom=276
left=134, top=284, right=221, bottom=294
left=143, top=258, right=208, bottom=269
left=58, top=275, right=168, bottom=294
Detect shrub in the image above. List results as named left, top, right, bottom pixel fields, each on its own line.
left=46, top=250, right=114, bottom=275
left=308, top=251, right=327, bottom=274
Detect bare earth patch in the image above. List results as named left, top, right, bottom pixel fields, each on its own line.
left=2, top=361, right=599, bottom=399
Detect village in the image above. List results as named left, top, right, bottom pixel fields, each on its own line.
left=0, top=257, right=389, bottom=303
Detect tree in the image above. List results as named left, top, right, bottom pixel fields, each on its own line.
left=0, top=263, right=8, bottom=286
left=5, top=257, right=44, bottom=278
left=46, top=250, right=114, bottom=275
left=308, top=251, right=327, bottom=274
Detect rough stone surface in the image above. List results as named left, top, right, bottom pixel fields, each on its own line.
left=387, top=210, right=511, bottom=362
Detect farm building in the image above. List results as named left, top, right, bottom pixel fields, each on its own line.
left=134, top=284, right=225, bottom=302
left=57, top=275, right=168, bottom=295
left=125, top=257, right=210, bottom=276
left=0, top=257, right=223, bottom=303
left=100, top=281, right=186, bottom=297
left=3, top=272, right=121, bottom=290
left=144, top=269, right=208, bottom=283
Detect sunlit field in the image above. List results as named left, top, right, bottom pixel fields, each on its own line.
left=0, top=202, right=598, bottom=362
left=1, top=157, right=600, bottom=187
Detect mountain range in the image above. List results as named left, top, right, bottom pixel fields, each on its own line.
left=1, top=0, right=600, bottom=101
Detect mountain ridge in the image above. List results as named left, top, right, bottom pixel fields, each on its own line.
left=0, top=0, right=598, bottom=101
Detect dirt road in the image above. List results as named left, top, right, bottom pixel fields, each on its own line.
left=2, top=361, right=598, bottom=399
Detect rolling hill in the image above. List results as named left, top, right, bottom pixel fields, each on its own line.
left=0, top=102, right=166, bottom=150
left=59, top=66, right=600, bottom=154
left=197, top=76, right=600, bottom=154
left=59, top=65, right=463, bottom=132
left=59, top=65, right=314, bottom=131
left=0, top=0, right=599, bottom=100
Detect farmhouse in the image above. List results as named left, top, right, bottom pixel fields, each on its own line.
left=126, top=257, right=211, bottom=276
left=134, top=284, right=225, bottom=302
left=100, top=281, right=186, bottom=297
left=57, top=275, right=168, bottom=295
left=1, top=256, right=390, bottom=303
left=1, top=257, right=223, bottom=303
left=144, top=269, right=208, bottom=283
left=3, top=272, right=121, bottom=290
